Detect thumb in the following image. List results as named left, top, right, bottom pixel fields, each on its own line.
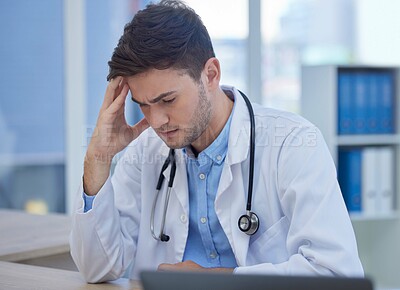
left=157, top=263, right=174, bottom=272
left=131, top=118, right=150, bottom=140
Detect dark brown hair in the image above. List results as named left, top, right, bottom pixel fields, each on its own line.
left=107, top=0, right=215, bottom=82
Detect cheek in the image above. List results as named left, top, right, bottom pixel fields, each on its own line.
left=173, top=109, right=192, bottom=125
left=178, top=102, right=196, bottom=119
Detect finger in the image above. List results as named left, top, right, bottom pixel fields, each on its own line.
left=107, top=84, right=129, bottom=114
left=116, top=78, right=127, bottom=96
left=101, top=76, right=123, bottom=110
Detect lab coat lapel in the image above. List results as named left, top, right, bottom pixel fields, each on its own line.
left=215, top=88, right=252, bottom=266
left=215, top=163, right=250, bottom=266
left=217, top=87, right=250, bottom=193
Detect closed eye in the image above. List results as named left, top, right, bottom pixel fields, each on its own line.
left=162, top=98, right=175, bottom=104
left=138, top=103, right=149, bottom=108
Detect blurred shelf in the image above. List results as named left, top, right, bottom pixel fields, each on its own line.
left=336, top=134, right=400, bottom=146
left=350, top=211, right=399, bottom=222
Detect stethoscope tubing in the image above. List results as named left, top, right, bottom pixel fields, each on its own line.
left=239, top=91, right=255, bottom=211
left=151, top=149, right=176, bottom=241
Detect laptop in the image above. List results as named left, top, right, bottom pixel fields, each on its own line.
left=140, top=271, right=373, bottom=290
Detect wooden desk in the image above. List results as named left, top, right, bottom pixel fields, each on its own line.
left=0, top=209, right=76, bottom=270
left=0, top=261, right=142, bottom=290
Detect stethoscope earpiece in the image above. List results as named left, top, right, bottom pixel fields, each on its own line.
left=150, top=90, right=260, bottom=243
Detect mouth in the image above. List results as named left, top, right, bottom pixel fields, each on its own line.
left=158, top=129, right=179, bottom=139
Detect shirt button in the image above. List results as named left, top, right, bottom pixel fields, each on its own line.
left=180, top=214, right=187, bottom=223
left=199, top=173, right=206, bottom=180
left=210, top=252, right=217, bottom=259
left=200, top=217, right=207, bottom=224
left=216, top=155, right=222, bottom=161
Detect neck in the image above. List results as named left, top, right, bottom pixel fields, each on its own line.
left=191, top=88, right=234, bottom=153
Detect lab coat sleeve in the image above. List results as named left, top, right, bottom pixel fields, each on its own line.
left=69, top=150, right=142, bottom=283
left=235, top=126, right=364, bottom=277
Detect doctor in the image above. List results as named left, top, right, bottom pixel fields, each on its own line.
left=69, top=0, right=364, bottom=283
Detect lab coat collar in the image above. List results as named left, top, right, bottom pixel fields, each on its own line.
left=223, top=85, right=251, bottom=166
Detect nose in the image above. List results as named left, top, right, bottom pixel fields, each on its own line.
left=144, top=105, right=169, bottom=130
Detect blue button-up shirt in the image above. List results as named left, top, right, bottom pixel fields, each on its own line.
left=182, top=104, right=237, bottom=268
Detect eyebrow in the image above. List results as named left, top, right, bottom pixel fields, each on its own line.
left=131, top=91, right=176, bottom=105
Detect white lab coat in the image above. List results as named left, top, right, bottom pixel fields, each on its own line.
left=70, top=86, right=364, bottom=283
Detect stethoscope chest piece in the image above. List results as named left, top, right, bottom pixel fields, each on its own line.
left=238, top=210, right=259, bottom=235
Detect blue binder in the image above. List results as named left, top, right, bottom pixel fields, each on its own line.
left=353, top=72, right=368, bottom=134
left=338, top=149, right=362, bottom=213
left=366, top=72, right=379, bottom=134
left=337, top=72, right=353, bottom=134
left=377, top=72, right=395, bottom=133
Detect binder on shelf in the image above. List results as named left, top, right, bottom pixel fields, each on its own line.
left=338, top=149, right=362, bottom=213
left=337, top=72, right=353, bottom=134
left=341, top=146, right=395, bottom=216
left=376, top=147, right=394, bottom=214
left=378, top=72, right=395, bottom=134
left=353, top=72, right=368, bottom=134
left=361, top=147, right=378, bottom=215
left=365, top=73, right=379, bottom=134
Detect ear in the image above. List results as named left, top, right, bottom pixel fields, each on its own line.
left=202, top=57, right=221, bottom=90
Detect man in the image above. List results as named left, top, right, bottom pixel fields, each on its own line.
left=70, top=0, right=364, bottom=283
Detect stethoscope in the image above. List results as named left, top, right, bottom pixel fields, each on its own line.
left=150, top=91, right=259, bottom=242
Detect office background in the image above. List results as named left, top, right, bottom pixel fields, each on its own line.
left=1, top=0, right=400, bottom=288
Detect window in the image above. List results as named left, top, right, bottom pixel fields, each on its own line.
left=0, top=0, right=65, bottom=213
left=261, top=0, right=355, bottom=113
left=185, top=0, right=249, bottom=92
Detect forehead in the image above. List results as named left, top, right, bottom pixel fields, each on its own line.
left=126, top=68, right=196, bottom=100
left=127, top=68, right=188, bottom=85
